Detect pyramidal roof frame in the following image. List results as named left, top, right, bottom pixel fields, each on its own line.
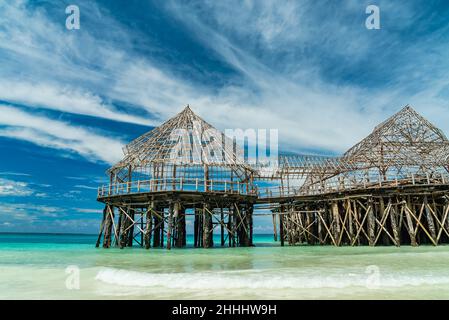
left=109, top=105, right=253, bottom=176
left=343, top=105, right=449, bottom=168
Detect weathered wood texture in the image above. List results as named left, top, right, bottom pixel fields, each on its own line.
left=279, top=191, right=449, bottom=247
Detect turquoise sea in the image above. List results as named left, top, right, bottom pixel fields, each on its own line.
left=1, top=233, right=449, bottom=299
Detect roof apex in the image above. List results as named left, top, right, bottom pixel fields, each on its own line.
left=344, top=105, right=449, bottom=162
left=109, top=104, right=252, bottom=173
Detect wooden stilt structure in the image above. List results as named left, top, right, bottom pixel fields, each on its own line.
left=95, top=105, right=449, bottom=249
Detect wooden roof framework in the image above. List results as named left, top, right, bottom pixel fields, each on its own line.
left=275, top=106, right=449, bottom=196
left=102, top=106, right=255, bottom=197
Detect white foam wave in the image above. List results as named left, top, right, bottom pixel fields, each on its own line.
left=95, top=268, right=449, bottom=290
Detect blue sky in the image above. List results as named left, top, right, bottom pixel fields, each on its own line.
left=1, top=0, right=449, bottom=234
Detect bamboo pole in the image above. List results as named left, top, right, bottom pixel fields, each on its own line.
left=96, top=207, right=106, bottom=248
left=367, top=199, right=376, bottom=246
left=194, top=207, right=199, bottom=247
left=167, top=203, right=174, bottom=250
left=402, top=201, right=417, bottom=246
left=203, top=202, right=213, bottom=248
left=220, top=207, right=225, bottom=247
left=390, top=203, right=400, bottom=246
left=331, top=202, right=341, bottom=246
left=127, top=209, right=135, bottom=247
left=145, top=202, right=154, bottom=249
left=279, top=206, right=285, bottom=246
left=424, top=196, right=437, bottom=243
left=102, top=205, right=113, bottom=248
left=272, top=212, right=278, bottom=241
left=153, top=208, right=161, bottom=248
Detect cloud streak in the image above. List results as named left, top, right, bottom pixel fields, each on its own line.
left=160, top=0, right=449, bottom=152
left=1, top=0, right=449, bottom=160
left=0, top=178, right=34, bottom=196
left=0, top=105, right=125, bottom=164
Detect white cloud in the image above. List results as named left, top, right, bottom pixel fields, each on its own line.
left=1, top=0, right=372, bottom=154
left=0, top=203, right=63, bottom=221
left=161, top=0, right=449, bottom=153
left=0, top=172, right=31, bottom=176
left=0, top=105, right=125, bottom=164
left=75, top=208, right=103, bottom=214
left=0, top=81, right=151, bottom=126
left=0, top=202, right=102, bottom=233
left=0, top=1, right=155, bottom=126
left=74, top=185, right=98, bottom=190
left=0, top=0, right=448, bottom=159
left=0, top=178, right=33, bottom=196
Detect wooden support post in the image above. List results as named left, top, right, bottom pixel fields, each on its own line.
left=284, top=209, right=291, bottom=245
left=160, top=208, right=165, bottom=247
left=144, top=202, right=153, bottom=249
left=96, top=207, right=106, bottom=248
left=127, top=209, right=135, bottom=247
left=175, top=203, right=185, bottom=248
left=337, top=201, right=350, bottom=246
left=248, top=204, right=254, bottom=246
left=199, top=208, right=204, bottom=247
left=236, top=205, right=251, bottom=247
left=294, top=207, right=301, bottom=244
left=182, top=207, right=186, bottom=247
left=272, top=212, right=278, bottom=241
left=396, top=198, right=404, bottom=236
left=279, top=208, right=285, bottom=247
left=228, top=207, right=234, bottom=247
left=331, top=201, right=341, bottom=246
left=306, top=212, right=314, bottom=245
left=367, top=199, right=376, bottom=246
left=390, top=202, right=400, bottom=246
left=102, top=205, right=113, bottom=248
left=118, top=208, right=128, bottom=249
left=203, top=202, right=213, bottom=248
left=153, top=207, right=161, bottom=248
left=194, top=207, right=199, bottom=247
left=352, top=200, right=361, bottom=246
left=317, top=210, right=323, bottom=245
left=236, top=205, right=250, bottom=247
left=167, top=203, right=174, bottom=250
left=318, top=209, right=338, bottom=246
left=379, top=197, right=389, bottom=245
left=347, top=200, right=354, bottom=245
left=140, top=212, right=144, bottom=247
left=440, top=200, right=449, bottom=242
left=302, top=208, right=313, bottom=244
left=404, top=199, right=417, bottom=246
left=114, top=209, right=122, bottom=247
left=424, top=196, right=437, bottom=244
left=220, top=207, right=225, bottom=247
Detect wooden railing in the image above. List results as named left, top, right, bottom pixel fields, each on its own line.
left=257, top=172, right=449, bottom=199
left=98, top=173, right=449, bottom=199
left=98, top=178, right=257, bottom=197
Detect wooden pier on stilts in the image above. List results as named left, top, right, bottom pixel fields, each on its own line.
left=96, top=106, right=256, bottom=249
left=96, top=105, right=449, bottom=248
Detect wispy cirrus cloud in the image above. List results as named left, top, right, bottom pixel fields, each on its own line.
left=0, top=172, right=31, bottom=177
left=0, top=203, right=63, bottom=233
left=159, top=0, right=449, bottom=152
left=74, top=185, right=98, bottom=190
left=75, top=208, right=102, bottom=214
left=0, top=178, right=34, bottom=196
left=0, top=81, right=151, bottom=126
left=1, top=0, right=449, bottom=161
left=0, top=202, right=102, bottom=233
left=0, top=105, right=125, bottom=164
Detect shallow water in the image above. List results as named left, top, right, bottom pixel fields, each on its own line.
left=1, top=233, right=448, bottom=299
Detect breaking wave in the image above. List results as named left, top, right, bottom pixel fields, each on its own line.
left=95, top=267, right=449, bottom=290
